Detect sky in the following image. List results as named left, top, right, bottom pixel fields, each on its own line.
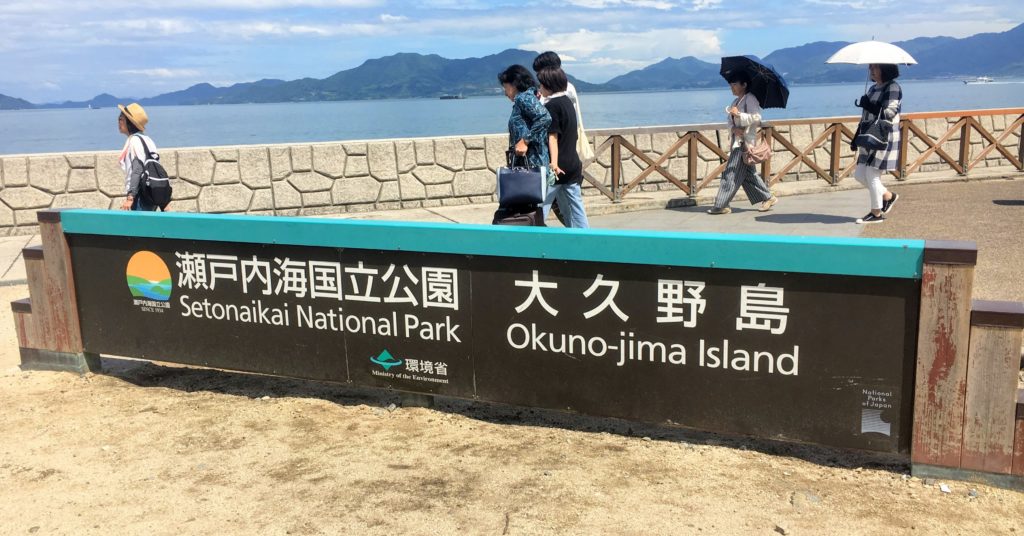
left=0, top=0, right=1019, bottom=103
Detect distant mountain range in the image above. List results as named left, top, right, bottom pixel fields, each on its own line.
left=0, top=93, right=34, bottom=110
left=2, top=23, right=1022, bottom=110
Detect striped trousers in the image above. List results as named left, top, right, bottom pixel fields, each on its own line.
left=713, top=148, right=773, bottom=209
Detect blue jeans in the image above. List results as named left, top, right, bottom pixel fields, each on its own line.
left=131, top=195, right=158, bottom=211
left=542, top=182, right=589, bottom=228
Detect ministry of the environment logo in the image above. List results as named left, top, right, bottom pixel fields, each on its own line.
left=370, top=349, right=403, bottom=371
left=126, top=251, right=172, bottom=302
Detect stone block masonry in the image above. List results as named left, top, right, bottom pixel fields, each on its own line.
left=0, top=112, right=1020, bottom=235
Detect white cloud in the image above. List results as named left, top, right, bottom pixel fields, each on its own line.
left=565, top=0, right=677, bottom=9
left=831, top=19, right=1020, bottom=42
left=690, top=0, right=721, bottom=10
left=417, top=0, right=494, bottom=8
left=519, top=27, right=721, bottom=81
left=380, top=14, right=408, bottom=22
left=804, top=0, right=875, bottom=8
left=78, top=17, right=390, bottom=41
left=0, top=0, right=382, bottom=13
left=726, top=20, right=764, bottom=29
left=119, top=68, right=202, bottom=78
left=118, top=19, right=196, bottom=36
left=219, top=20, right=388, bottom=38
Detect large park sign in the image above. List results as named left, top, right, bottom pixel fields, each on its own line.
left=55, top=210, right=924, bottom=454
left=19, top=209, right=1024, bottom=489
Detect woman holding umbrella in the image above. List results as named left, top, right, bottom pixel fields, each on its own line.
left=709, top=57, right=784, bottom=215
left=850, top=63, right=902, bottom=224
left=825, top=41, right=914, bottom=224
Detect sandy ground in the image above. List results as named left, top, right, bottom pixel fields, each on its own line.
left=1, top=180, right=1023, bottom=535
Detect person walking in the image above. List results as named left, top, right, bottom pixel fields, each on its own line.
left=537, top=67, right=589, bottom=228
left=708, top=72, right=778, bottom=214
left=533, top=51, right=590, bottom=226
left=495, top=65, right=552, bottom=222
left=117, top=103, right=162, bottom=211
left=851, top=63, right=901, bottom=224
left=499, top=65, right=551, bottom=173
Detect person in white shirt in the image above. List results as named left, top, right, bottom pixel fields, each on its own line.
left=116, top=103, right=162, bottom=211
left=708, top=72, right=778, bottom=215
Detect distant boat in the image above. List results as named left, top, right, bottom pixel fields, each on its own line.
left=87, top=104, right=102, bottom=109
left=963, top=76, right=994, bottom=85
left=439, top=94, right=466, bottom=100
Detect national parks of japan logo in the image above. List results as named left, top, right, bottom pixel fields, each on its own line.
left=126, top=251, right=172, bottom=302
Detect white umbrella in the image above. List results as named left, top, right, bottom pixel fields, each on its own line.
left=826, top=40, right=917, bottom=65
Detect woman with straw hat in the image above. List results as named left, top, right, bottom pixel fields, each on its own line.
left=117, top=102, right=162, bottom=211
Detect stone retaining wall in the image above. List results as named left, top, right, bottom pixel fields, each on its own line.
left=0, top=113, right=1020, bottom=235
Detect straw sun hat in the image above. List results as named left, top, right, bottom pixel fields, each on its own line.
left=117, top=102, right=149, bottom=131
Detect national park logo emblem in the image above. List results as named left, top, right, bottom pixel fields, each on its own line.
left=370, top=349, right=403, bottom=371
left=126, top=251, right=173, bottom=311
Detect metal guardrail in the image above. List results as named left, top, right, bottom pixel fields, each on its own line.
left=585, top=108, right=1024, bottom=202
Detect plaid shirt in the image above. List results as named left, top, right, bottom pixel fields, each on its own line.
left=857, top=81, right=902, bottom=171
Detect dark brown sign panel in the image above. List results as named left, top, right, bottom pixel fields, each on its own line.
left=70, top=234, right=919, bottom=453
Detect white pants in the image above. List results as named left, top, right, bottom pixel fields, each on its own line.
left=854, top=164, right=885, bottom=210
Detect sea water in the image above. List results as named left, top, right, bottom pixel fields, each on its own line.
left=0, top=79, right=1021, bottom=155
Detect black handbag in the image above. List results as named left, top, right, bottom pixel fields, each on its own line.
left=496, top=150, right=547, bottom=206
left=854, top=85, right=891, bottom=151
left=856, top=116, right=888, bottom=151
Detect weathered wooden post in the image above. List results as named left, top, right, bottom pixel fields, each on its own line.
left=687, top=132, right=698, bottom=201
left=13, top=210, right=99, bottom=373
left=611, top=136, right=621, bottom=202
left=829, top=123, right=842, bottom=185
left=1017, top=114, right=1024, bottom=169
left=898, top=120, right=910, bottom=180
left=958, top=118, right=972, bottom=176
left=912, top=241, right=976, bottom=470
left=1014, top=390, right=1024, bottom=478
left=760, top=126, right=773, bottom=186
left=961, top=301, right=1024, bottom=475
left=912, top=241, right=1024, bottom=490
left=688, top=131, right=699, bottom=202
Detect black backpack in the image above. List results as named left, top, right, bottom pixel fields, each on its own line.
left=134, top=135, right=172, bottom=209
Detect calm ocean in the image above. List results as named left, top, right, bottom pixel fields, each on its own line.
left=0, top=79, right=1021, bottom=155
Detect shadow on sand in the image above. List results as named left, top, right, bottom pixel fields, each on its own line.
left=99, top=356, right=909, bottom=474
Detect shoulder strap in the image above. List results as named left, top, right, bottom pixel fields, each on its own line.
left=133, top=134, right=155, bottom=160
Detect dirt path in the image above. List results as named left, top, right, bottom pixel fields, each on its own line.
left=1, top=179, right=1022, bottom=535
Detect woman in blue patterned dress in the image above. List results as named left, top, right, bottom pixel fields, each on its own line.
left=498, top=65, right=552, bottom=177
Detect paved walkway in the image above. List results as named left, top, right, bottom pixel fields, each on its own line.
left=0, top=169, right=1016, bottom=287
left=0, top=188, right=864, bottom=287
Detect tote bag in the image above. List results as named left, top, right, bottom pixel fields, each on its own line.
left=576, top=115, right=594, bottom=161
left=497, top=151, right=547, bottom=206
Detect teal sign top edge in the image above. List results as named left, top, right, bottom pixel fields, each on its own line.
left=58, top=210, right=925, bottom=279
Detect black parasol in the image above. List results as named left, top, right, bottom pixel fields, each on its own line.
left=719, top=55, right=789, bottom=109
